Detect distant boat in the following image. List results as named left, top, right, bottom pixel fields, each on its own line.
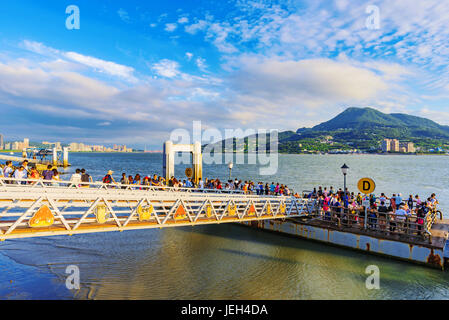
left=9, top=152, right=13, bottom=155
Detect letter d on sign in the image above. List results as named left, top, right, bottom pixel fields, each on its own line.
left=66, top=5, right=80, bottom=30
left=365, top=265, right=380, bottom=290
left=363, top=181, right=371, bottom=192
left=66, top=265, right=80, bottom=290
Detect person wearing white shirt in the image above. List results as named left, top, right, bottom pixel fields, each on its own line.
left=3, top=161, right=13, bottom=183
left=70, top=168, right=82, bottom=185
left=13, top=166, right=27, bottom=184
left=21, top=160, right=29, bottom=179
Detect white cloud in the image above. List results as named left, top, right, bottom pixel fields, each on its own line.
left=117, top=8, right=130, bottom=23
left=178, top=17, right=189, bottom=24
left=195, top=57, right=207, bottom=71
left=164, top=23, right=177, bottom=32
left=151, top=59, right=180, bottom=78
left=185, top=52, right=193, bottom=61
left=22, top=40, right=136, bottom=81
left=63, top=52, right=136, bottom=81
left=185, top=20, right=208, bottom=34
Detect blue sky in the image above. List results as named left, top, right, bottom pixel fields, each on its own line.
left=0, top=0, right=448, bottom=149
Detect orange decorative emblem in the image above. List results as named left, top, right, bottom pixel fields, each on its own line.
left=206, top=205, right=213, bottom=218
left=95, top=205, right=108, bottom=224
left=137, top=205, right=153, bottom=221
left=228, top=205, right=237, bottom=217
left=174, top=205, right=187, bottom=220
left=29, top=205, right=54, bottom=228
left=279, top=203, right=286, bottom=214
left=248, top=204, right=256, bottom=216
left=266, top=203, right=272, bottom=215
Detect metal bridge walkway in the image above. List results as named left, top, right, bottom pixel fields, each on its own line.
left=0, top=179, right=315, bottom=240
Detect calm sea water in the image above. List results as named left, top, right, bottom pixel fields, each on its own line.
left=1, top=153, right=449, bottom=299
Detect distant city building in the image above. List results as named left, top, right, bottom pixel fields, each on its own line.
left=43, top=141, right=62, bottom=150
left=69, top=142, right=133, bottom=152
left=382, top=139, right=415, bottom=153
left=402, top=142, right=416, bottom=153
left=381, top=139, right=391, bottom=152
left=0, top=134, right=3, bottom=150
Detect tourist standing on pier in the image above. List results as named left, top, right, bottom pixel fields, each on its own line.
left=407, top=195, right=414, bottom=211
left=52, top=169, right=60, bottom=186
left=102, top=170, right=116, bottom=185
left=42, top=165, right=54, bottom=185
left=120, top=173, right=129, bottom=186
left=390, top=194, right=397, bottom=212
left=429, top=193, right=439, bottom=208
left=3, top=161, right=13, bottom=183
left=13, top=166, right=27, bottom=184
left=70, top=169, right=82, bottom=184
left=21, top=160, right=29, bottom=178
left=29, top=167, right=40, bottom=179
left=415, top=195, right=422, bottom=207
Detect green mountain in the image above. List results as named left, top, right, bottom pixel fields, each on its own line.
left=208, top=107, right=449, bottom=153
left=289, top=107, right=449, bottom=152
left=306, top=107, right=449, bottom=135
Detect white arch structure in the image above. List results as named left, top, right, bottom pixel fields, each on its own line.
left=163, top=141, right=202, bottom=185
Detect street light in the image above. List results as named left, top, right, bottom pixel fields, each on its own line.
left=228, top=162, right=233, bottom=180
left=341, top=164, right=349, bottom=201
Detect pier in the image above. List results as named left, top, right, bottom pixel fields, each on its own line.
left=0, top=147, right=70, bottom=168
left=243, top=203, right=449, bottom=270
left=0, top=178, right=313, bottom=240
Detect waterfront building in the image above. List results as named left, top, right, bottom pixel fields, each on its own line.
left=390, top=139, right=400, bottom=152
left=381, top=139, right=391, bottom=152
left=382, top=139, right=415, bottom=153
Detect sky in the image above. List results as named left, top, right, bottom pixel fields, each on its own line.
left=0, top=0, right=448, bottom=149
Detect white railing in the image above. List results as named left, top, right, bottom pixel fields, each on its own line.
left=0, top=177, right=316, bottom=240
left=0, top=177, right=249, bottom=195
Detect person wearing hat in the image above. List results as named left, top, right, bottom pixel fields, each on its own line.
left=103, top=170, right=116, bottom=185
left=395, top=204, right=409, bottom=233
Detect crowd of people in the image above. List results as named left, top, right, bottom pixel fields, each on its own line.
left=0, top=161, right=93, bottom=185
left=0, top=162, right=296, bottom=197
left=307, top=186, right=440, bottom=235
left=101, top=171, right=297, bottom=196
left=0, top=160, right=44, bottom=183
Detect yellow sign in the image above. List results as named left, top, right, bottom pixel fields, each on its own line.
left=357, top=178, right=376, bottom=194
left=185, top=167, right=193, bottom=178
left=29, top=205, right=54, bottom=228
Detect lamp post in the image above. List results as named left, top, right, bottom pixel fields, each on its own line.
left=228, top=162, right=233, bottom=180
left=341, top=163, right=349, bottom=201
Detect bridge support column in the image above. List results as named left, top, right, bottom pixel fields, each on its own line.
left=192, top=141, right=202, bottom=185
left=52, top=148, right=58, bottom=166
left=163, top=141, right=175, bottom=182
left=63, top=147, right=69, bottom=167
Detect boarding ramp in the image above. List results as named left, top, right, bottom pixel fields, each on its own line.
left=0, top=178, right=316, bottom=240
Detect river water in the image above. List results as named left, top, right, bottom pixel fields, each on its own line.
left=1, top=153, right=449, bottom=299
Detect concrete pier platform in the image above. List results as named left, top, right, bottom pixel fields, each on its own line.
left=242, top=217, right=449, bottom=270
left=0, top=154, right=67, bottom=167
